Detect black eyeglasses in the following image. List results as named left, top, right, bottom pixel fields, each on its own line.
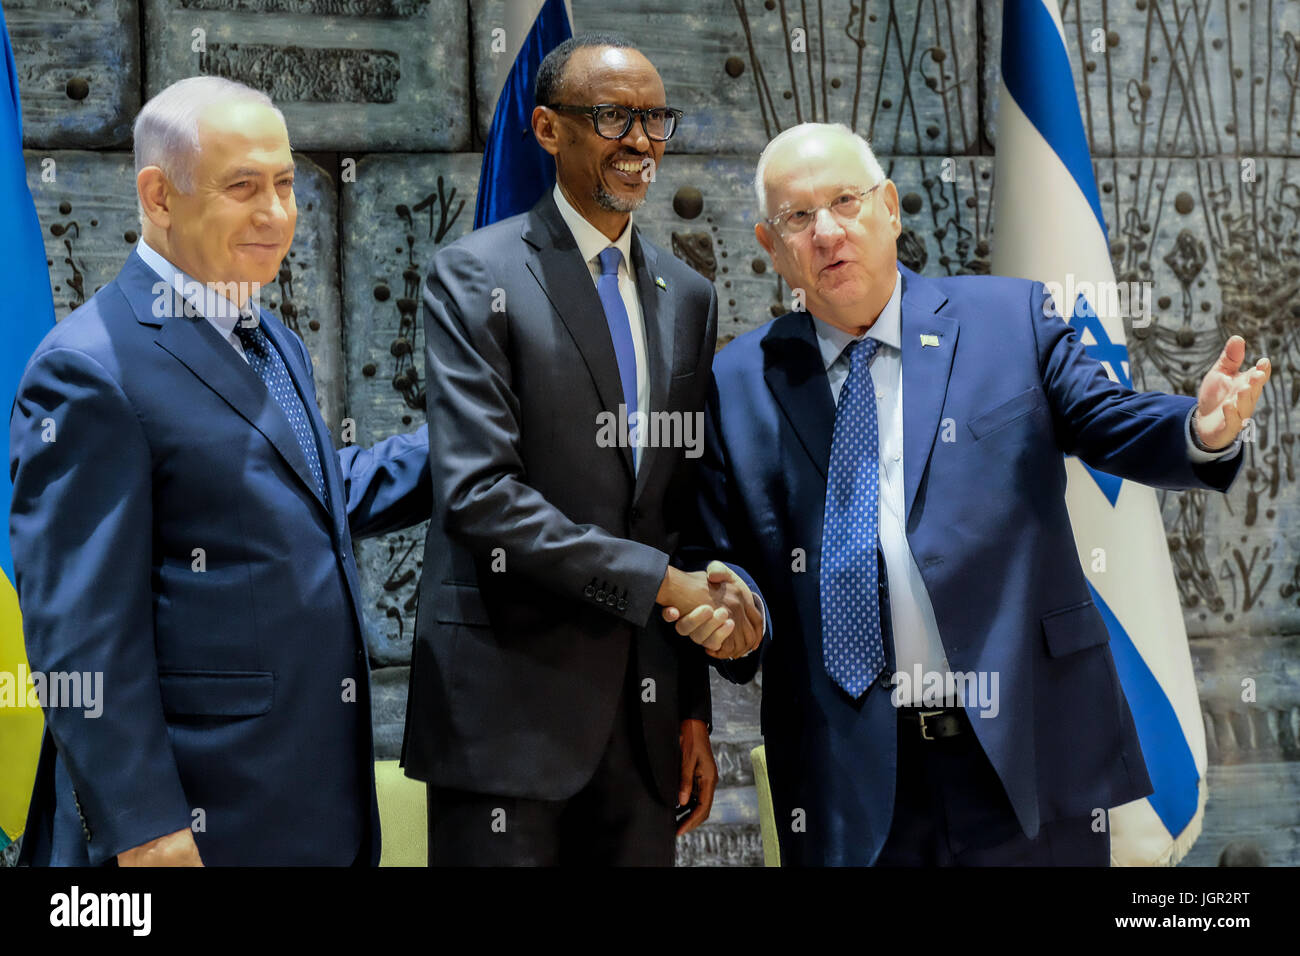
left=544, top=104, right=683, bottom=141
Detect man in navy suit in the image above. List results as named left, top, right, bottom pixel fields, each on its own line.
left=9, top=76, right=429, bottom=866
left=692, top=123, right=1271, bottom=865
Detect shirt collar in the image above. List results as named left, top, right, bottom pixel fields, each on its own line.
left=552, top=183, right=636, bottom=277
left=814, top=268, right=903, bottom=371
left=135, top=238, right=254, bottom=336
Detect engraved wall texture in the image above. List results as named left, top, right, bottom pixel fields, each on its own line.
left=4, top=0, right=1296, bottom=867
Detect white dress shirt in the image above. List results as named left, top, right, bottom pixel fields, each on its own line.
left=552, top=184, right=650, bottom=469
left=136, top=238, right=252, bottom=363
left=814, top=270, right=1242, bottom=704
left=553, top=185, right=766, bottom=643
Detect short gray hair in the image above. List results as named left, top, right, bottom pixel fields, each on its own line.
left=133, top=76, right=287, bottom=219
left=754, top=122, right=886, bottom=216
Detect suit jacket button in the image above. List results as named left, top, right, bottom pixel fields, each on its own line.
left=596, top=590, right=606, bottom=602
left=584, top=585, right=595, bottom=597
left=606, top=593, right=617, bottom=606
left=74, top=792, right=91, bottom=840
left=617, top=598, right=627, bottom=611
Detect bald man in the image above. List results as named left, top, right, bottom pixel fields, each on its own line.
left=11, top=76, right=429, bottom=866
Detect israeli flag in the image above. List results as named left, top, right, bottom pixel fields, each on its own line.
left=474, top=0, right=572, bottom=228
left=992, top=0, right=1206, bottom=865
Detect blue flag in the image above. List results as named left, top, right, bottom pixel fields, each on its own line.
left=0, top=4, right=55, bottom=849
left=473, top=0, right=572, bottom=228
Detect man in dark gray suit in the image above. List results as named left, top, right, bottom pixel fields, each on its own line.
left=401, top=33, right=764, bottom=865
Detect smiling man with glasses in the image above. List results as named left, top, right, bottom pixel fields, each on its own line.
left=405, top=32, right=765, bottom=866
left=680, top=121, right=1268, bottom=867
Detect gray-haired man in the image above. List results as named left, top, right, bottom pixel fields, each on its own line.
left=11, top=76, right=430, bottom=866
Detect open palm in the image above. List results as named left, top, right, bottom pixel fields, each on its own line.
left=1195, top=335, right=1270, bottom=450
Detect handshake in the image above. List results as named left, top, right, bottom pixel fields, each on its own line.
left=656, top=562, right=765, bottom=660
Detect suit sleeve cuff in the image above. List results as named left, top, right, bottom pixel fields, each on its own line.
left=750, top=592, right=768, bottom=642
left=1186, top=406, right=1243, bottom=463
left=720, top=561, right=768, bottom=645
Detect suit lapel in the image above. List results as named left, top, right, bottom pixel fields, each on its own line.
left=898, top=268, right=956, bottom=522
left=630, top=231, right=674, bottom=503
left=762, top=312, right=836, bottom=478
left=523, top=196, right=635, bottom=481
left=119, top=252, right=330, bottom=514
left=760, top=268, right=957, bottom=525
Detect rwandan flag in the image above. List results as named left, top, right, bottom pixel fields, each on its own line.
left=474, top=0, right=572, bottom=227
left=993, top=0, right=1208, bottom=865
left=0, top=5, right=54, bottom=852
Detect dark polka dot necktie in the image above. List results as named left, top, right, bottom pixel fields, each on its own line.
left=820, top=337, right=885, bottom=698
left=233, top=315, right=327, bottom=501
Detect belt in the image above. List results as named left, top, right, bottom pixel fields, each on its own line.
left=897, top=706, right=966, bottom=740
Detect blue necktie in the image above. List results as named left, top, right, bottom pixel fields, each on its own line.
left=596, top=247, right=639, bottom=468
left=820, top=337, right=885, bottom=698
left=233, top=315, right=328, bottom=501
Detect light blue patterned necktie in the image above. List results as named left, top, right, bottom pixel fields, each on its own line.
left=596, top=247, right=639, bottom=470
left=820, top=336, right=885, bottom=698
left=233, top=315, right=327, bottom=501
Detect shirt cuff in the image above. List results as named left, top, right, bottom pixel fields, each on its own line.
left=739, top=592, right=768, bottom=657
left=1186, top=406, right=1243, bottom=462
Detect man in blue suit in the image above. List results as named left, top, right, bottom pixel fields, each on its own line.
left=693, top=123, right=1271, bottom=865
left=9, top=76, right=429, bottom=866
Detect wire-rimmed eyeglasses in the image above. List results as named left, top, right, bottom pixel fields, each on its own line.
left=764, top=183, right=884, bottom=236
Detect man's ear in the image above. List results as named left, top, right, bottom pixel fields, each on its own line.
left=137, top=167, right=172, bottom=230
left=531, top=105, right=560, bottom=157
left=882, top=180, right=902, bottom=237
left=754, top=220, right=776, bottom=257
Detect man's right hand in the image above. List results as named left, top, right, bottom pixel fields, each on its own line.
left=117, top=827, right=204, bottom=867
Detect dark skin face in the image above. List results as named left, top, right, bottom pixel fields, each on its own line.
left=531, top=46, right=668, bottom=241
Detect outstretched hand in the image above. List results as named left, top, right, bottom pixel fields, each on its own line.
left=1195, top=335, right=1270, bottom=450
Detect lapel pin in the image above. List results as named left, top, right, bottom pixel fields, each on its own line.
left=920, top=333, right=941, bottom=347
left=655, top=276, right=667, bottom=290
